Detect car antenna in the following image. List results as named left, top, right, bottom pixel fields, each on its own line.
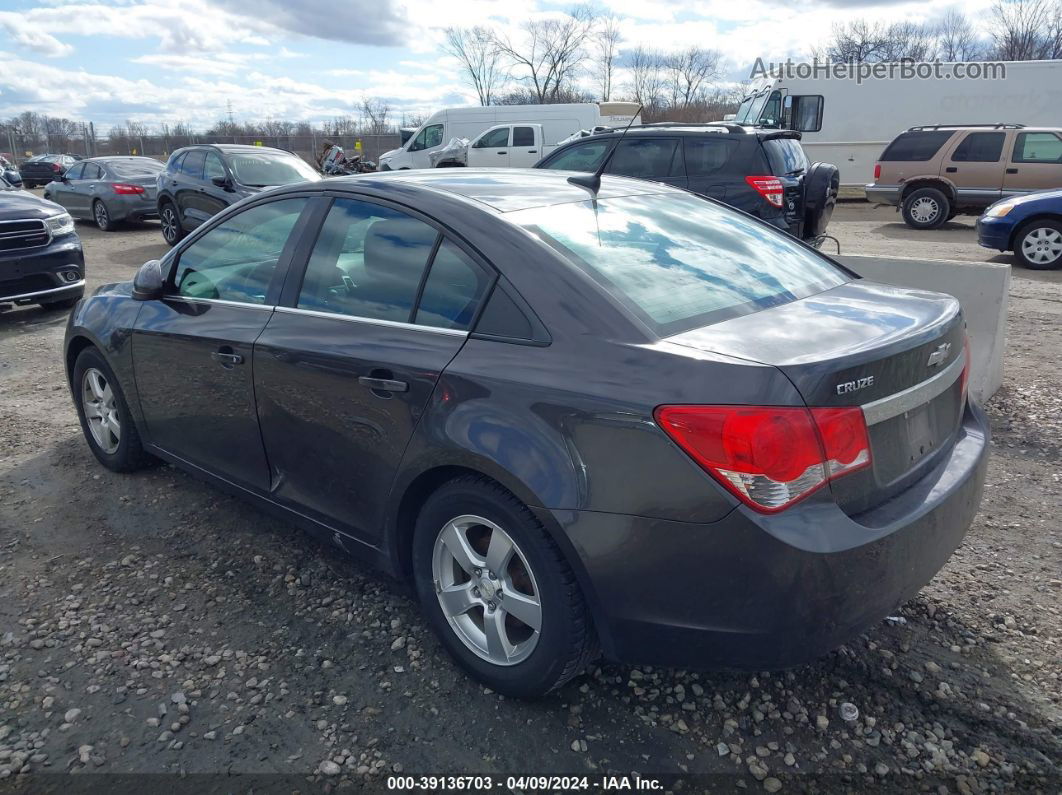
left=568, top=105, right=642, bottom=194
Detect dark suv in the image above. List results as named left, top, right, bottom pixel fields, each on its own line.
left=156, top=144, right=321, bottom=245
left=0, top=189, right=84, bottom=311
left=535, top=124, right=839, bottom=242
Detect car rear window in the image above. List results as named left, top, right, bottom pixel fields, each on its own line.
left=880, top=131, right=953, bottom=161
left=109, top=160, right=164, bottom=177
left=510, top=192, right=848, bottom=336
left=761, top=138, right=809, bottom=175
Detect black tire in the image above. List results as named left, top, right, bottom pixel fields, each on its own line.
left=71, top=347, right=153, bottom=473
left=901, top=186, right=950, bottom=229
left=1013, top=219, right=1062, bottom=270
left=411, top=475, right=597, bottom=698
left=160, top=201, right=185, bottom=246
left=40, top=296, right=79, bottom=311
left=93, top=200, right=116, bottom=232
left=802, top=162, right=839, bottom=239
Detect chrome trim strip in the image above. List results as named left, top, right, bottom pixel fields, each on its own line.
left=273, top=305, right=469, bottom=337
left=0, top=217, right=51, bottom=250
left=163, top=296, right=275, bottom=311
left=861, top=353, right=964, bottom=426
left=2, top=279, right=85, bottom=302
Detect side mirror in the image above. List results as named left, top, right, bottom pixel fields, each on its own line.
left=132, top=259, right=165, bottom=301
left=211, top=175, right=232, bottom=189
left=53, top=174, right=66, bottom=183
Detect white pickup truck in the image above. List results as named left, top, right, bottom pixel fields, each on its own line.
left=465, top=124, right=549, bottom=168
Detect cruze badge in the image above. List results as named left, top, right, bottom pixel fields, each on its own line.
left=927, top=342, right=952, bottom=367
left=836, top=376, right=875, bottom=395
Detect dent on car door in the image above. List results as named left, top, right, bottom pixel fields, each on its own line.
left=253, top=196, right=495, bottom=545
left=131, top=197, right=312, bottom=490
left=1005, top=131, right=1062, bottom=195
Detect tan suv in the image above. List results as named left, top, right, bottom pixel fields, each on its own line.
left=866, top=124, right=1062, bottom=229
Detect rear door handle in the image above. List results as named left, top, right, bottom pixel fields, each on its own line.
left=211, top=350, right=244, bottom=368
left=497, top=151, right=507, bottom=155
left=1006, top=168, right=1018, bottom=174
left=358, top=376, right=408, bottom=393
left=945, top=167, right=957, bottom=173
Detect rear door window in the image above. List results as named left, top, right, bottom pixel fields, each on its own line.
left=415, top=240, right=493, bottom=331
left=950, top=132, right=1005, bottom=162
left=1013, top=132, right=1062, bottom=163
left=542, top=140, right=611, bottom=172
left=606, top=138, right=680, bottom=179
left=880, top=131, right=954, bottom=161
left=683, top=138, right=740, bottom=177
left=762, top=138, right=809, bottom=175
left=513, top=126, right=535, bottom=147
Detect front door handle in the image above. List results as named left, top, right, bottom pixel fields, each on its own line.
left=497, top=151, right=507, bottom=155
left=211, top=350, right=244, bottom=368
left=1006, top=168, right=1018, bottom=174
left=359, top=375, right=408, bottom=394
left=527, top=150, right=537, bottom=153
left=945, top=166, right=957, bottom=173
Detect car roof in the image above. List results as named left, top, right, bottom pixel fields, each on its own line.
left=325, top=168, right=683, bottom=213
left=184, top=143, right=292, bottom=154
left=583, top=123, right=783, bottom=138
left=88, top=156, right=161, bottom=163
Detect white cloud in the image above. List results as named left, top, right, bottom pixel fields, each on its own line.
left=0, top=15, right=75, bottom=57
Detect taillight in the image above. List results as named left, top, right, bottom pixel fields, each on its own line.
left=744, top=176, right=784, bottom=208
left=111, top=183, right=145, bottom=195
left=960, top=336, right=971, bottom=403
left=654, top=405, right=871, bottom=513
left=873, top=164, right=881, bottom=180
left=51, top=163, right=61, bottom=172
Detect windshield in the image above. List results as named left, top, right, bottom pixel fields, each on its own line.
left=510, top=193, right=848, bottom=336
left=228, top=153, right=320, bottom=187
left=108, top=159, right=164, bottom=177
left=735, top=90, right=770, bottom=124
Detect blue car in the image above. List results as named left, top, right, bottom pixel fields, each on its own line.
left=978, top=189, right=1062, bottom=270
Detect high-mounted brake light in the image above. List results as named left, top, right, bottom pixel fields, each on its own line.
left=654, top=405, right=871, bottom=513
left=874, top=164, right=881, bottom=180
left=111, top=183, right=145, bottom=195
left=745, top=176, right=784, bottom=208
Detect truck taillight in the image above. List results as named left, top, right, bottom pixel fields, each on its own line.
left=744, top=176, right=784, bottom=208
left=874, top=164, right=881, bottom=180
left=112, top=183, right=145, bottom=195
left=654, top=405, right=871, bottom=513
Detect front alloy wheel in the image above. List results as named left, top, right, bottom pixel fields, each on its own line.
left=160, top=204, right=183, bottom=246
left=1016, top=222, right=1062, bottom=270
left=82, top=367, right=121, bottom=454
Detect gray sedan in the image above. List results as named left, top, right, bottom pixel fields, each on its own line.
left=44, top=156, right=164, bottom=231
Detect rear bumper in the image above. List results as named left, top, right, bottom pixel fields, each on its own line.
left=976, top=215, right=1013, bottom=251
left=549, top=402, right=989, bottom=669
left=866, top=183, right=901, bottom=205
left=0, top=235, right=85, bottom=304
left=107, top=194, right=159, bottom=221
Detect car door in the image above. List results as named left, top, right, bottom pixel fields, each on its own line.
left=1004, top=131, right=1062, bottom=196
left=50, top=162, right=83, bottom=213
left=176, top=149, right=208, bottom=228
left=684, top=136, right=741, bottom=201
left=407, top=123, right=445, bottom=168
left=943, top=131, right=1007, bottom=206
left=468, top=126, right=511, bottom=168
left=200, top=151, right=233, bottom=219
left=73, top=162, right=104, bottom=216
left=509, top=125, right=541, bottom=167
left=604, top=137, right=688, bottom=189
left=253, top=195, right=495, bottom=543
left=131, top=196, right=314, bottom=490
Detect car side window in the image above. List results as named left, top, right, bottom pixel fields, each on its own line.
left=606, top=139, right=680, bottom=178
left=513, top=126, right=535, bottom=147
left=543, top=140, right=610, bottom=172
left=169, top=152, right=186, bottom=174
left=1013, top=132, right=1062, bottom=164
left=415, top=241, right=493, bottom=330
left=683, top=138, right=740, bottom=177
left=204, top=152, right=227, bottom=181
left=475, top=128, right=510, bottom=149
left=181, top=150, right=206, bottom=179
left=297, top=198, right=439, bottom=323
left=65, top=163, right=85, bottom=180
left=410, top=124, right=444, bottom=152
left=84, top=163, right=103, bottom=180
left=951, top=132, right=1005, bottom=162
left=171, top=198, right=306, bottom=304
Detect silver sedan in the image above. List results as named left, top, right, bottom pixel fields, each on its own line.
left=44, top=156, right=164, bottom=231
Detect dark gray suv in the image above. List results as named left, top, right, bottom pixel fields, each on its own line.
left=156, top=144, right=320, bottom=246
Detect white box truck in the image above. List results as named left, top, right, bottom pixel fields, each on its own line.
left=377, top=102, right=640, bottom=170
left=732, top=60, right=1062, bottom=185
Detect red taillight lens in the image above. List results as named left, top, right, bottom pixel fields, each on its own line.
left=744, top=175, right=784, bottom=208
left=874, top=164, right=881, bottom=180
left=112, top=183, right=145, bottom=195
left=51, top=163, right=61, bottom=172
left=654, top=405, right=871, bottom=513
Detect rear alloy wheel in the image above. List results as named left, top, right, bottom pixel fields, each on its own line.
left=160, top=203, right=184, bottom=246
left=1015, top=220, right=1062, bottom=270
left=412, top=476, right=596, bottom=697
left=901, top=187, right=950, bottom=230
left=93, top=200, right=115, bottom=232
left=72, top=347, right=152, bottom=472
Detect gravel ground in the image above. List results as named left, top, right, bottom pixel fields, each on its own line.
left=0, top=196, right=1059, bottom=792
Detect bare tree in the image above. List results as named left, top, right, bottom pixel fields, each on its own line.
left=664, top=47, right=721, bottom=107
left=989, top=0, right=1062, bottom=59
left=592, top=15, right=622, bottom=102
left=491, top=6, right=596, bottom=104
left=442, top=26, right=507, bottom=106
left=360, top=98, right=392, bottom=134
left=935, top=10, right=983, bottom=61
left=878, top=21, right=938, bottom=61
left=825, top=19, right=887, bottom=62
left=627, top=46, right=666, bottom=111
left=826, top=18, right=942, bottom=62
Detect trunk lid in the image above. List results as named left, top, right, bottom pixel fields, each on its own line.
left=667, top=280, right=966, bottom=513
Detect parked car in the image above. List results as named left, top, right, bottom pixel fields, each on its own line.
left=43, top=156, right=164, bottom=231
left=19, top=154, right=78, bottom=188
left=866, top=124, right=1062, bottom=229
left=156, top=144, right=321, bottom=245
left=977, top=189, right=1062, bottom=269
left=0, top=155, right=22, bottom=188
left=0, top=189, right=84, bottom=311
left=534, top=124, right=839, bottom=243
left=64, top=169, right=987, bottom=697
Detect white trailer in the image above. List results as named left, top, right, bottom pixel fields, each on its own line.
left=377, top=102, right=640, bottom=171
left=733, top=60, right=1062, bottom=186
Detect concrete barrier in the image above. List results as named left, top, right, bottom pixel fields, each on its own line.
left=836, top=255, right=1009, bottom=403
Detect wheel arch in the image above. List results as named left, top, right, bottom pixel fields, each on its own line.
left=1008, top=213, right=1062, bottom=250
left=65, top=334, right=99, bottom=387
left=900, top=178, right=956, bottom=204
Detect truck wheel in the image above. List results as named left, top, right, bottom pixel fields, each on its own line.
left=901, top=187, right=950, bottom=230
left=1014, top=219, right=1062, bottom=270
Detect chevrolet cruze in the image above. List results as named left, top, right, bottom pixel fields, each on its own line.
left=64, top=170, right=988, bottom=697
